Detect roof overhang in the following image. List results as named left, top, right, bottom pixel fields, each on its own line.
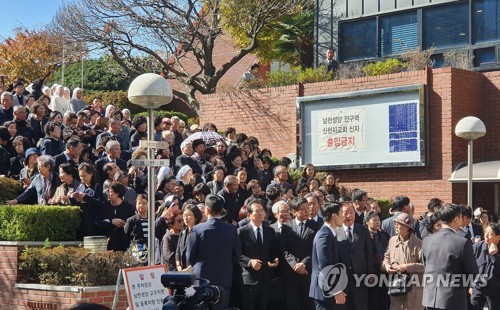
left=449, top=161, right=500, bottom=183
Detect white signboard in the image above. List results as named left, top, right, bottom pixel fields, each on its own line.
left=129, top=159, right=170, bottom=167
left=298, top=85, right=426, bottom=169
left=123, top=265, right=168, bottom=310
left=140, top=140, right=170, bottom=149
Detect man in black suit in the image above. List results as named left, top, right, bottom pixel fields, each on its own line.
left=238, top=199, right=280, bottom=310
left=352, top=189, right=368, bottom=225
left=54, top=138, right=83, bottom=170
left=422, top=203, right=479, bottom=310
left=456, top=204, right=483, bottom=243
left=381, top=195, right=421, bottom=239
left=309, top=202, right=347, bottom=310
left=95, top=117, right=122, bottom=148
left=324, top=48, right=339, bottom=73
left=306, top=193, right=324, bottom=226
left=335, top=196, right=374, bottom=310
left=175, top=140, right=202, bottom=175
left=95, top=140, right=127, bottom=183
left=419, top=198, right=444, bottom=238
left=217, top=175, right=243, bottom=224
left=281, top=197, right=320, bottom=310
left=187, top=194, right=241, bottom=310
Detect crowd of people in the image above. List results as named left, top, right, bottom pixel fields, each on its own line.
left=0, top=79, right=499, bottom=310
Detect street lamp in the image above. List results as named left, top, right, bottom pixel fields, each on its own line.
left=128, top=73, right=173, bottom=266
left=455, top=116, right=486, bottom=208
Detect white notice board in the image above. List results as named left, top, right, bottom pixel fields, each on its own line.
left=123, top=265, right=169, bottom=310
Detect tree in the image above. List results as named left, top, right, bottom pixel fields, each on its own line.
left=0, top=27, right=83, bottom=85
left=50, top=56, right=132, bottom=92
left=51, top=0, right=309, bottom=114
left=221, top=2, right=314, bottom=69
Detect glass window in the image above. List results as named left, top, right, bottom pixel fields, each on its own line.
left=380, top=12, right=418, bottom=56
left=339, top=18, right=377, bottom=62
left=473, top=0, right=500, bottom=43
left=474, top=48, right=496, bottom=66
left=423, top=3, right=469, bottom=49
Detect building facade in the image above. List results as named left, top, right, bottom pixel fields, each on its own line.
left=316, top=0, right=500, bottom=70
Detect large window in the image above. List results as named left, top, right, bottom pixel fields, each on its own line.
left=340, top=18, right=377, bottom=61
left=473, top=0, right=500, bottom=43
left=380, top=12, right=418, bottom=56
left=423, top=3, right=469, bottom=49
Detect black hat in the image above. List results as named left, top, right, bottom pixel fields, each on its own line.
left=192, top=138, right=205, bottom=149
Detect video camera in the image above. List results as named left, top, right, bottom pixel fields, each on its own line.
left=161, top=272, right=225, bottom=310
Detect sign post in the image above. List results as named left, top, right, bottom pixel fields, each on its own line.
left=128, top=73, right=173, bottom=266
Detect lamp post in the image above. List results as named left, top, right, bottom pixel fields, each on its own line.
left=128, top=73, right=173, bottom=266
left=455, top=116, right=486, bottom=208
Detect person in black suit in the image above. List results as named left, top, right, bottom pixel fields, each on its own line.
left=456, top=204, right=484, bottom=243
left=309, top=202, right=347, bottom=310
left=187, top=194, right=242, bottom=310
left=54, top=138, right=83, bottom=170
left=175, top=140, right=202, bottom=175
left=324, top=48, right=339, bottom=73
left=281, top=197, right=320, bottom=310
left=352, top=189, right=368, bottom=225
left=95, top=140, right=127, bottom=183
left=238, top=199, right=280, bottom=310
left=6, top=155, right=60, bottom=205
left=95, top=117, right=123, bottom=149
left=335, top=196, right=374, bottom=310
left=422, top=203, right=478, bottom=310
left=175, top=204, right=203, bottom=272
left=306, top=193, right=324, bottom=226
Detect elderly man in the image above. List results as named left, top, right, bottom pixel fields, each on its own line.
left=217, top=175, right=243, bottom=224
left=95, top=117, right=122, bottom=148
left=266, top=165, right=291, bottom=191
left=7, top=155, right=61, bottom=205
left=14, top=105, right=35, bottom=146
left=0, top=92, right=14, bottom=125
left=95, top=140, right=127, bottom=183
left=175, top=140, right=202, bottom=175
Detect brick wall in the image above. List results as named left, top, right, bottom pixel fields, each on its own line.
left=199, top=68, right=500, bottom=216
left=0, top=244, right=129, bottom=309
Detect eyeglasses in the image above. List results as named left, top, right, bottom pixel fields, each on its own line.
left=163, top=122, right=172, bottom=125
left=175, top=219, right=184, bottom=223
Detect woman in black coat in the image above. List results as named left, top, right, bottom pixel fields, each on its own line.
left=175, top=204, right=203, bottom=272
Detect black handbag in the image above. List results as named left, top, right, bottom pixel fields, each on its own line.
left=388, top=272, right=412, bottom=296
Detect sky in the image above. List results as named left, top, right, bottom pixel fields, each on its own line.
left=0, top=0, right=64, bottom=39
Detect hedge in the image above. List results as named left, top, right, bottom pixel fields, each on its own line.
left=0, top=205, right=80, bottom=241
left=0, top=177, right=23, bottom=203
left=19, top=246, right=127, bottom=286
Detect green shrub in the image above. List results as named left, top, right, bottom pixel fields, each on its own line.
left=266, top=67, right=333, bottom=87
left=19, top=246, right=127, bottom=286
left=363, top=59, right=407, bottom=76
left=296, top=67, right=333, bottom=84
left=377, top=199, right=392, bottom=219
left=135, top=111, right=189, bottom=123
left=0, top=205, right=80, bottom=241
left=266, top=70, right=297, bottom=87
left=0, top=177, right=23, bottom=203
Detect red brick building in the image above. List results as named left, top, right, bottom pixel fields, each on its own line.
left=200, top=67, right=500, bottom=217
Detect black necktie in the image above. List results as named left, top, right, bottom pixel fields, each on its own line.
left=347, top=227, right=353, bottom=243
left=464, top=226, right=472, bottom=240
left=298, top=221, right=304, bottom=236
left=256, top=227, right=263, bottom=247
